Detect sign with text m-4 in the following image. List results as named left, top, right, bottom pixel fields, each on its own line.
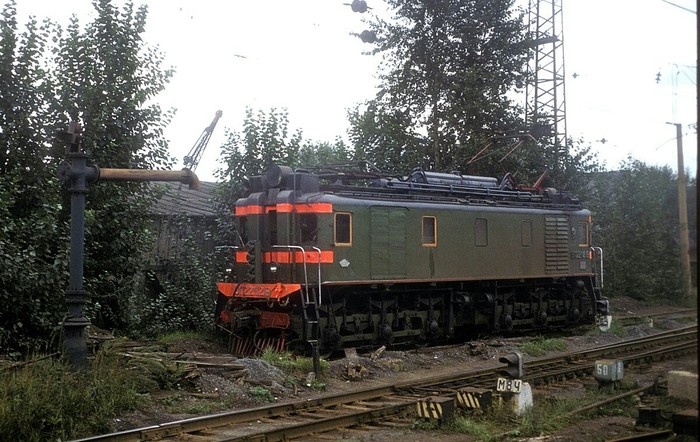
left=496, top=377, right=522, bottom=393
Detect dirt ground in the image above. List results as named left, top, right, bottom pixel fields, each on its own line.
left=113, top=297, right=698, bottom=441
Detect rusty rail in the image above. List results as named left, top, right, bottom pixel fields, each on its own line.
left=72, top=325, right=697, bottom=442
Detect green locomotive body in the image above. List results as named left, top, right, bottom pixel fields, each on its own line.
left=216, top=164, right=610, bottom=354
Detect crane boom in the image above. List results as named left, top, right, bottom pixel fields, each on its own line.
left=183, top=110, right=223, bottom=172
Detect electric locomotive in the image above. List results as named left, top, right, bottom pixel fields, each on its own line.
left=215, top=163, right=611, bottom=355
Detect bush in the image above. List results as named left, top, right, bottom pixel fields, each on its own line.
left=127, top=216, right=218, bottom=338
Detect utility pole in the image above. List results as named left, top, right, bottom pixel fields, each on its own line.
left=667, top=122, right=692, bottom=299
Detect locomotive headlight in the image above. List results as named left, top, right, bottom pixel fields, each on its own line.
left=270, top=263, right=279, bottom=273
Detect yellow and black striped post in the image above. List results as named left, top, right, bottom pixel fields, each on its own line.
left=415, top=396, right=455, bottom=421
left=456, top=387, right=493, bottom=411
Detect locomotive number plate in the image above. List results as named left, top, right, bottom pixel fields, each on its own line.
left=496, top=377, right=522, bottom=393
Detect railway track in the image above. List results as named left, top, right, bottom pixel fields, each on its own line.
left=73, top=324, right=697, bottom=442
left=616, top=308, right=697, bottom=327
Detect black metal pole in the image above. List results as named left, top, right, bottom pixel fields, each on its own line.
left=57, top=121, right=200, bottom=370
left=59, top=122, right=96, bottom=369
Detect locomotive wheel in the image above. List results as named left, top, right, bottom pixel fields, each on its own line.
left=286, top=338, right=307, bottom=354
left=285, top=338, right=334, bottom=358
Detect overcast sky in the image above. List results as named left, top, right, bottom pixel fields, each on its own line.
left=16, top=0, right=697, bottom=182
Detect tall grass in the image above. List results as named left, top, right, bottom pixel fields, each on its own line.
left=0, top=350, right=147, bottom=441
left=260, top=347, right=330, bottom=373
left=448, top=383, right=643, bottom=440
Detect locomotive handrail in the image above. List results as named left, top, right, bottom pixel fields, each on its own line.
left=322, top=183, right=583, bottom=211
left=311, top=246, right=323, bottom=306
left=591, top=246, right=604, bottom=289
left=385, top=180, right=550, bottom=203
left=214, top=245, right=240, bottom=253
left=271, top=245, right=312, bottom=305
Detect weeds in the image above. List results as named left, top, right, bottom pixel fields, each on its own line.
left=249, top=386, right=275, bottom=402
left=520, top=336, right=567, bottom=357
left=0, top=351, right=147, bottom=441
left=157, top=330, right=212, bottom=346
left=260, top=348, right=330, bottom=374
left=448, top=415, right=496, bottom=440
left=587, top=319, right=627, bottom=338
left=410, top=418, right=441, bottom=431
left=446, top=381, right=648, bottom=440
left=517, top=396, right=576, bottom=436
left=158, top=391, right=242, bottom=415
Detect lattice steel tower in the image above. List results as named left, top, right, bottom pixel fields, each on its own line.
left=526, top=0, right=568, bottom=159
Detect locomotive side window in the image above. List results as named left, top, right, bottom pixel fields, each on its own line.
left=422, top=216, right=437, bottom=246
left=300, top=213, right=318, bottom=244
left=238, top=216, right=248, bottom=244
left=334, top=212, right=352, bottom=246
left=475, top=217, right=488, bottom=247
left=577, top=221, right=589, bottom=246
left=521, top=220, right=532, bottom=246
left=267, top=210, right=278, bottom=245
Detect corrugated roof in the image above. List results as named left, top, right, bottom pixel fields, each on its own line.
left=150, top=181, right=218, bottom=217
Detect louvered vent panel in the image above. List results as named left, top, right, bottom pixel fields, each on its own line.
left=545, top=216, right=569, bottom=273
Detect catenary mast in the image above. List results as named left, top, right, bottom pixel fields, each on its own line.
left=526, top=0, right=568, bottom=165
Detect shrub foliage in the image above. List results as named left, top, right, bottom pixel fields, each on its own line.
left=0, top=0, right=173, bottom=352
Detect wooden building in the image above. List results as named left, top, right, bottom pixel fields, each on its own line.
left=147, top=181, right=219, bottom=277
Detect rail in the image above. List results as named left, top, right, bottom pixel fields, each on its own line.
left=72, top=325, right=697, bottom=442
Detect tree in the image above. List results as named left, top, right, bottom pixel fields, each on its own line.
left=48, top=0, right=175, bottom=330
left=347, top=102, right=426, bottom=173
left=0, top=0, right=175, bottom=352
left=354, top=0, right=531, bottom=174
left=213, top=108, right=303, bottom=249
left=130, top=212, right=217, bottom=337
left=0, top=1, right=68, bottom=353
left=213, top=108, right=354, bottom=248
left=216, top=108, right=301, bottom=187
left=298, top=137, right=352, bottom=168
left=583, top=160, right=689, bottom=303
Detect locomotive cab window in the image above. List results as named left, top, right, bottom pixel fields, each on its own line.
left=238, top=216, right=248, bottom=244
left=577, top=221, right=589, bottom=247
left=300, top=213, right=318, bottom=244
left=334, top=212, right=352, bottom=246
left=422, top=216, right=437, bottom=246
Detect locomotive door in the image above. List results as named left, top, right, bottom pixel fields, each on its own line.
left=370, top=207, right=407, bottom=279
